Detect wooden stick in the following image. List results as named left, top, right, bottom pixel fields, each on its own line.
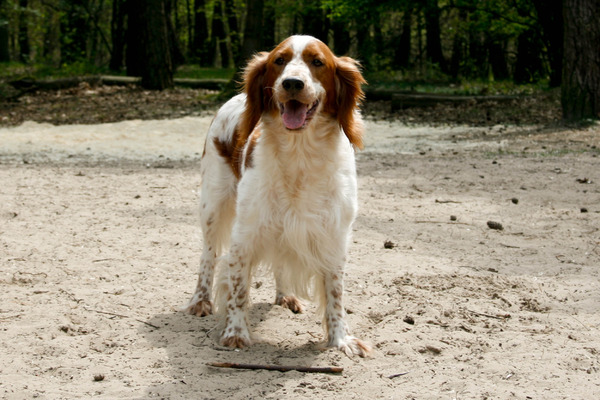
left=207, top=362, right=343, bottom=374
left=85, top=307, right=160, bottom=329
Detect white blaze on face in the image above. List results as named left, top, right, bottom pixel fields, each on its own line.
left=276, top=36, right=325, bottom=130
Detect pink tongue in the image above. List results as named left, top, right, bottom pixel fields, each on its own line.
left=282, top=100, right=308, bottom=130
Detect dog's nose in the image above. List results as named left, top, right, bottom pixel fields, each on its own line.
left=282, top=78, right=305, bottom=94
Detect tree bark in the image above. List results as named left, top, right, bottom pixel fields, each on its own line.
left=128, top=0, right=173, bottom=90
left=210, top=0, right=228, bottom=67
left=125, top=0, right=144, bottom=76
left=220, top=0, right=264, bottom=98
left=110, top=0, right=126, bottom=71
left=302, top=0, right=327, bottom=43
left=561, top=0, right=600, bottom=120
left=262, top=1, right=275, bottom=49
left=424, top=0, right=447, bottom=73
left=0, top=0, right=11, bottom=62
left=164, top=0, right=185, bottom=68
left=18, top=0, right=30, bottom=62
left=192, top=0, right=210, bottom=65
left=513, top=29, right=545, bottom=83
left=224, top=0, right=240, bottom=64
left=531, top=0, right=563, bottom=87
left=239, top=0, right=263, bottom=62
left=487, top=37, right=509, bottom=81
left=332, top=19, right=350, bottom=56
left=393, top=7, right=412, bottom=69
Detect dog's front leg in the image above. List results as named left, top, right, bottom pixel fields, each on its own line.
left=220, top=247, right=252, bottom=348
left=324, top=269, right=371, bottom=357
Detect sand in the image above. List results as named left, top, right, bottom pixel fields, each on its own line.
left=1, top=116, right=599, bottom=399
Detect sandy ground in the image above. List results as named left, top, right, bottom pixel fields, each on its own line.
left=1, top=115, right=599, bottom=399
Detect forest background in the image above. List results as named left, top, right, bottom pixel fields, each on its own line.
left=0, top=0, right=598, bottom=121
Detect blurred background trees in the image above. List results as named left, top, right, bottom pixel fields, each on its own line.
left=0, top=0, right=597, bottom=120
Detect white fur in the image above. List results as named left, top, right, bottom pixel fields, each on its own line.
left=185, top=35, right=370, bottom=357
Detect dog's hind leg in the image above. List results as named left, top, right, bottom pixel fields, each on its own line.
left=185, top=148, right=237, bottom=317
left=273, top=268, right=304, bottom=314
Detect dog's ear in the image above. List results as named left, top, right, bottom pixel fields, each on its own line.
left=335, top=56, right=366, bottom=150
left=239, top=52, right=270, bottom=143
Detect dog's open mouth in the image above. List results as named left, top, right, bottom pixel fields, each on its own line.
left=280, top=100, right=319, bottom=130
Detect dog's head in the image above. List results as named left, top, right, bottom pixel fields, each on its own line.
left=240, top=35, right=366, bottom=149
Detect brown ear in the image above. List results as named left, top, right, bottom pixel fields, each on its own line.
left=239, top=52, right=270, bottom=145
left=335, top=56, right=366, bottom=150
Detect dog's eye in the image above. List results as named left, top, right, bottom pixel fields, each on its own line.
left=312, top=59, right=324, bottom=67
left=275, top=57, right=285, bottom=66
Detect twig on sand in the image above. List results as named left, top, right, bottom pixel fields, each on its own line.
left=466, top=309, right=510, bottom=320
left=387, top=371, right=410, bottom=379
left=207, top=362, right=343, bottom=374
left=85, top=307, right=160, bottom=329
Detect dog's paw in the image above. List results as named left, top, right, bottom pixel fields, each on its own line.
left=275, top=295, right=304, bottom=314
left=185, top=299, right=213, bottom=317
left=220, top=332, right=251, bottom=349
left=328, top=335, right=372, bottom=358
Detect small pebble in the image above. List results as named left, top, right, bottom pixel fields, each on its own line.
left=487, top=221, right=504, bottom=230
left=511, top=198, right=519, bottom=204
left=581, top=207, right=588, bottom=213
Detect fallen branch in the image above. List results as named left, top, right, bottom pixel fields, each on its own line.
left=85, top=308, right=160, bottom=329
left=207, top=362, right=343, bottom=374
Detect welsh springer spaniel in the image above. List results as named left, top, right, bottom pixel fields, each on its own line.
left=185, top=35, right=371, bottom=357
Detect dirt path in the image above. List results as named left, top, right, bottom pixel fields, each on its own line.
left=1, top=117, right=599, bottom=399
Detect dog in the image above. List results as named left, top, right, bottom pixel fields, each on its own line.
left=185, top=35, right=370, bottom=357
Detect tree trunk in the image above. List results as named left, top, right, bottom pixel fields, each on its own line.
left=185, top=0, right=193, bottom=55
left=192, top=0, right=210, bottom=65
left=129, top=0, right=173, bottom=89
left=0, top=0, right=11, bottom=62
left=210, top=0, right=228, bottom=67
left=125, top=0, right=144, bottom=76
left=239, top=0, right=263, bottom=62
left=42, top=0, right=61, bottom=67
left=221, top=0, right=263, bottom=98
left=562, top=0, right=600, bottom=120
left=332, top=19, right=350, bottom=56
left=531, top=0, right=563, bottom=87
left=110, top=0, right=126, bottom=71
left=18, top=0, right=30, bottom=62
left=302, top=0, right=327, bottom=43
left=513, top=29, right=545, bottom=83
left=449, top=9, right=466, bottom=78
left=487, top=37, right=509, bottom=81
left=164, top=0, right=185, bottom=68
left=424, top=0, right=446, bottom=73
left=393, top=7, right=412, bottom=69
left=224, top=0, right=240, bottom=64
left=262, top=1, right=275, bottom=49
left=468, top=31, right=487, bottom=79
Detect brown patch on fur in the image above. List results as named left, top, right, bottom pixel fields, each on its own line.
left=244, top=128, right=262, bottom=170
left=213, top=128, right=243, bottom=179
left=334, top=56, right=366, bottom=149
left=186, top=300, right=213, bottom=317
left=303, top=40, right=366, bottom=149
left=221, top=334, right=250, bottom=348
left=275, top=295, right=304, bottom=314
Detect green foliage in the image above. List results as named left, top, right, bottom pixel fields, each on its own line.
left=365, top=67, right=548, bottom=96
left=0, top=0, right=559, bottom=88
left=174, top=65, right=235, bottom=80
left=0, top=60, right=109, bottom=80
